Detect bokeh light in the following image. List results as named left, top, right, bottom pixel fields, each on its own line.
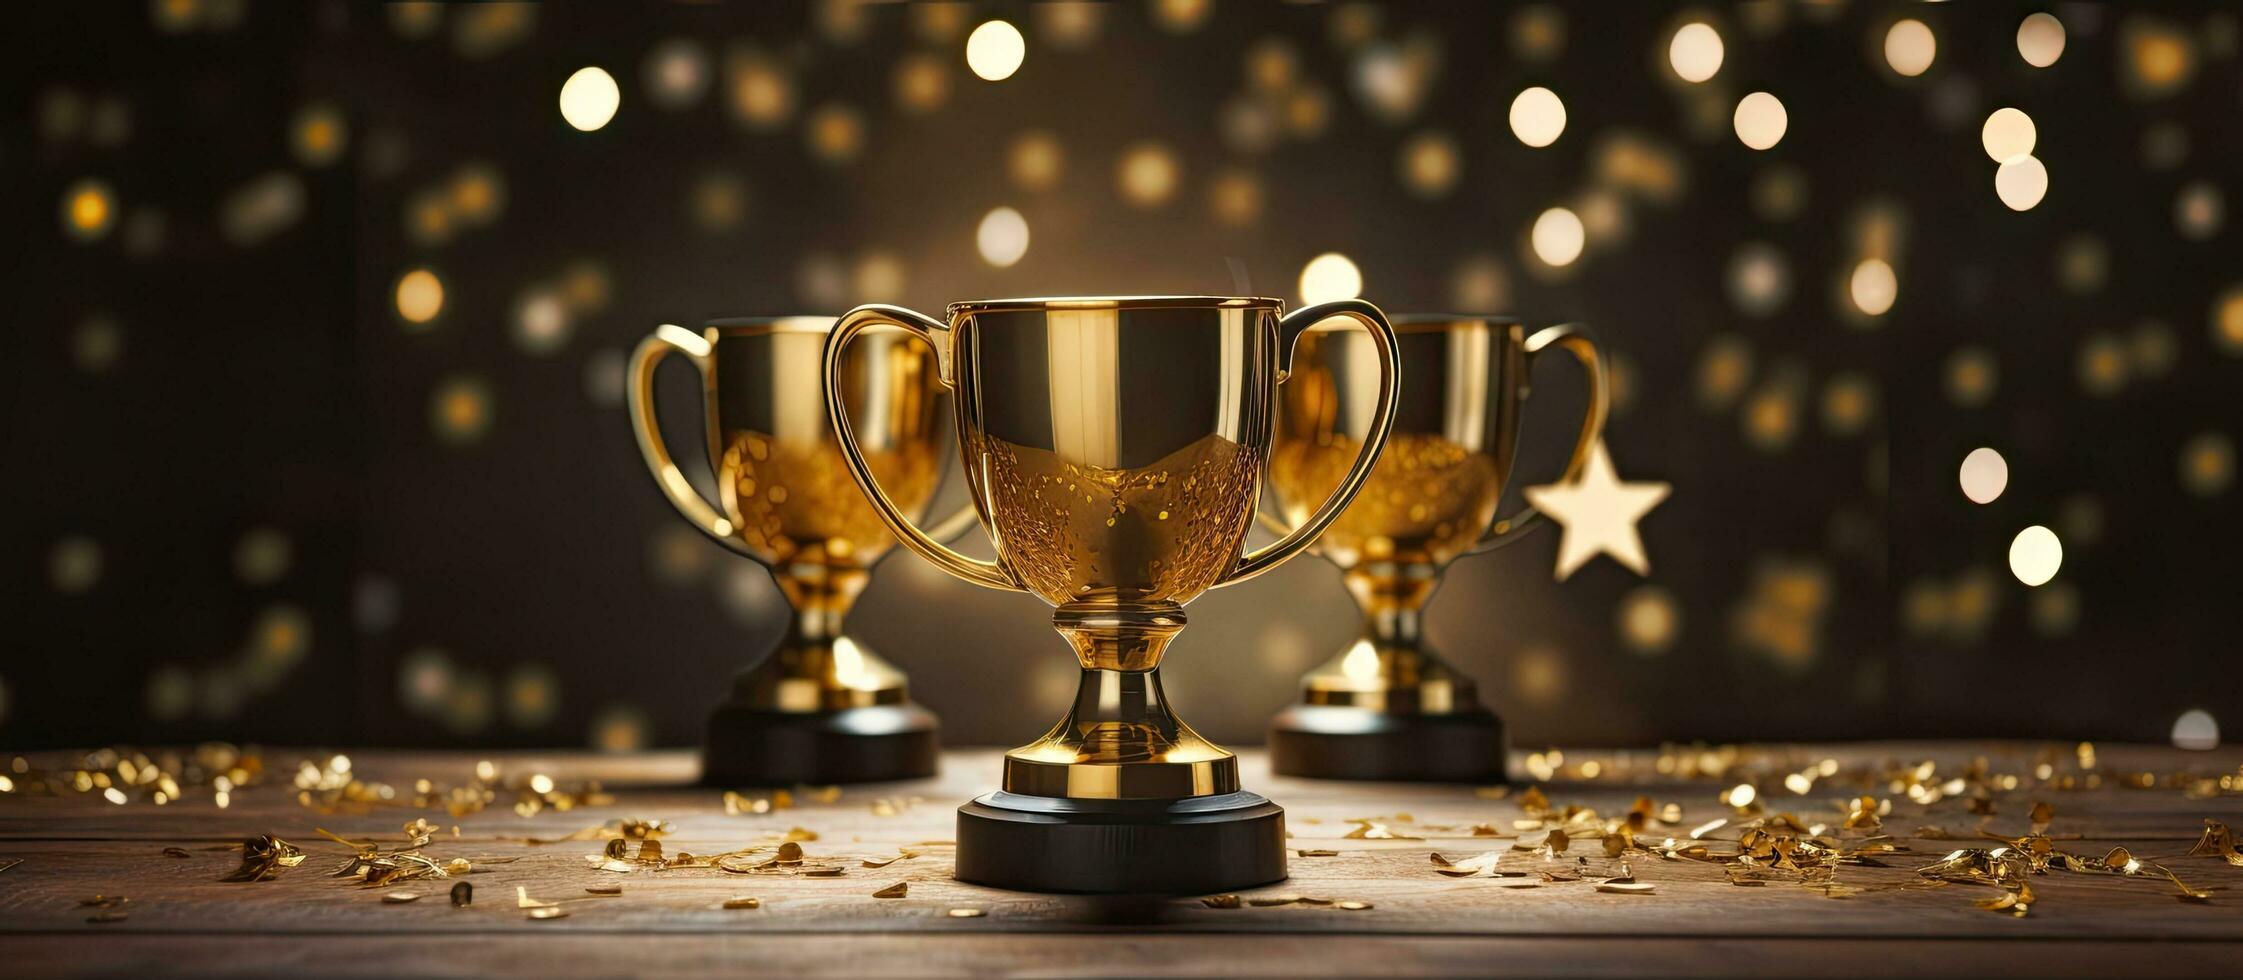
left=290, top=103, right=347, bottom=167
left=1116, top=142, right=1181, bottom=207
left=1668, top=22, right=1724, bottom=83
left=975, top=206, right=1030, bottom=268
left=1994, top=155, right=2048, bottom=211
left=2171, top=709, right=2221, bottom=751
left=429, top=374, right=494, bottom=446
left=1883, top=19, right=1936, bottom=77
left=394, top=267, right=444, bottom=326
left=1398, top=130, right=1460, bottom=197
left=642, top=38, right=711, bottom=110
left=1945, top=347, right=1998, bottom=408
left=965, top=20, right=1025, bottom=82
left=49, top=536, right=102, bottom=594
left=61, top=178, right=117, bottom=241
left=1958, top=448, right=2008, bottom=504
left=1732, top=92, right=1786, bottom=150
left=2179, top=432, right=2235, bottom=497
left=1298, top=252, right=1363, bottom=305
left=1618, top=585, right=1681, bottom=655
left=1007, top=131, right=1064, bottom=192
left=2007, top=526, right=2063, bottom=587
left=1508, top=87, right=1566, bottom=147
left=1209, top=169, right=1263, bottom=227
left=1728, top=243, right=1790, bottom=316
left=2214, top=286, right=2243, bottom=356
left=512, top=286, right=572, bottom=355
left=558, top=66, right=619, bottom=131
left=1980, top=108, right=2035, bottom=162
left=2174, top=181, right=2223, bottom=241
left=1848, top=258, right=1897, bottom=316
left=2016, top=12, right=2066, bottom=68
left=892, top=52, right=951, bottom=113
left=1530, top=207, right=1585, bottom=267
left=805, top=103, right=865, bottom=163
left=234, top=527, right=292, bottom=585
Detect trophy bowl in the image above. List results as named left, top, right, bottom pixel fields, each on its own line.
left=1264, top=315, right=1607, bottom=783
left=825, top=296, right=1400, bottom=893
left=630, top=316, right=972, bottom=786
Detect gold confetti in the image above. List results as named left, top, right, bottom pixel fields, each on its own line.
left=2186, top=820, right=2243, bottom=866
left=1596, top=882, right=1657, bottom=894
left=1296, top=849, right=1340, bottom=857
left=722, top=896, right=762, bottom=909
left=2028, top=801, right=2055, bottom=835
left=1247, top=895, right=1304, bottom=907
left=222, top=834, right=306, bottom=882
left=517, top=886, right=556, bottom=909
left=585, top=884, right=622, bottom=896
left=1688, top=819, right=1728, bottom=839
left=1201, top=894, right=1241, bottom=908
left=1431, top=851, right=1504, bottom=878
left=450, top=881, right=472, bottom=906
left=381, top=891, right=420, bottom=903
left=527, top=906, right=569, bottom=920
left=872, top=882, right=908, bottom=898
left=1343, top=820, right=1420, bottom=840
left=946, top=908, right=985, bottom=918
left=1334, top=900, right=1373, bottom=910
left=1976, top=882, right=2034, bottom=917
left=87, top=910, right=129, bottom=924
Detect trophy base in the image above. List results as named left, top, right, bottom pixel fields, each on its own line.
left=1268, top=703, right=1509, bottom=783
left=955, top=790, right=1287, bottom=894
left=700, top=702, right=938, bottom=786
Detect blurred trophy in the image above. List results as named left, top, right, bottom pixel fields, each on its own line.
left=826, top=297, right=1399, bottom=893
left=630, top=316, right=974, bottom=785
left=1264, top=315, right=1607, bottom=783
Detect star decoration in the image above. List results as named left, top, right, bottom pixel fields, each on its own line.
left=1522, top=443, right=1670, bottom=581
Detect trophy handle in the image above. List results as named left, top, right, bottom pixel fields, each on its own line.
left=628, top=325, right=759, bottom=558
left=826, top=305, right=1023, bottom=593
left=1222, top=299, right=1400, bottom=587
left=1468, top=322, right=1610, bottom=554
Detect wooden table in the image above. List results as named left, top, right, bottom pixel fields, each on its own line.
left=3, top=743, right=2241, bottom=977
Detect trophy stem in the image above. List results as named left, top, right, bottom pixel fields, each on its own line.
left=701, top=561, right=936, bottom=787
left=999, top=602, right=1240, bottom=800
left=1270, top=562, right=1508, bottom=783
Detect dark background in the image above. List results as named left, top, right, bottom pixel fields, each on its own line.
left=5, top=1, right=2238, bottom=752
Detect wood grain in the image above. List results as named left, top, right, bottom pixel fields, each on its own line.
left=1, top=743, right=2239, bottom=977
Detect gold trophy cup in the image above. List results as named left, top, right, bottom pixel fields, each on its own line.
left=826, top=296, right=1400, bottom=893
left=1264, top=315, right=1607, bottom=783
left=630, top=316, right=970, bottom=785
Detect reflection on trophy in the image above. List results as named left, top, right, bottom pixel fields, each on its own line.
left=826, top=297, right=1400, bottom=893
left=1264, top=315, right=1607, bottom=783
left=630, top=316, right=970, bottom=785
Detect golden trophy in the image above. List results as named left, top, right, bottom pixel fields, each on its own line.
left=630, top=316, right=972, bottom=785
left=825, top=297, right=1399, bottom=893
left=1264, top=315, right=1607, bottom=783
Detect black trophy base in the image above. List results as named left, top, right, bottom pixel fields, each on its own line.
left=1269, top=704, right=1509, bottom=783
left=955, top=790, right=1287, bottom=894
left=700, top=702, right=938, bottom=786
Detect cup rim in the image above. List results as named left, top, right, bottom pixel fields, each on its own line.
left=946, top=295, right=1283, bottom=315
left=703, top=315, right=836, bottom=334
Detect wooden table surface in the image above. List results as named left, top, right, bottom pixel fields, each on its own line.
left=3, top=742, right=2241, bottom=977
